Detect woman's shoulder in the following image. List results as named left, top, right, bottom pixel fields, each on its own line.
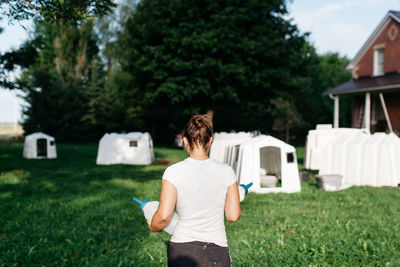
left=162, top=160, right=188, bottom=181
left=164, top=158, right=190, bottom=172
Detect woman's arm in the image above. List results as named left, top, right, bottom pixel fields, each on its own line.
left=148, top=179, right=177, bottom=232
left=224, top=182, right=241, bottom=222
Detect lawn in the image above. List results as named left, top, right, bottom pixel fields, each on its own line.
left=1, top=141, right=399, bottom=266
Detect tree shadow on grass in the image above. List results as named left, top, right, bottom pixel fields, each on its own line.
left=154, top=146, right=187, bottom=161
left=0, top=142, right=172, bottom=266
left=0, top=143, right=165, bottom=193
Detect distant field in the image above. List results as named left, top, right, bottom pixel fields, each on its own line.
left=0, top=123, right=24, bottom=137
left=0, top=142, right=399, bottom=266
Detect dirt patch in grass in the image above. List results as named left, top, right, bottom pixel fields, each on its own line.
left=153, top=158, right=181, bottom=168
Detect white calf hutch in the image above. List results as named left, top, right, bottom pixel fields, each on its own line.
left=304, top=125, right=368, bottom=170
left=210, top=134, right=301, bottom=194
left=235, top=135, right=301, bottom=193
left=305, top=123, right=400, bottom=189
left=209, top=132, right=252, bottom=164
left=319, top=132, right=400, bottom=188
left=96, top=132, right=155, bottom=165
left=23, top=132, right=57, bottom=159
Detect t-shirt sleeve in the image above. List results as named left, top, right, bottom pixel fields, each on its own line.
left=226, top=166, right=237, bottom=186
left=162, top=166, right=178, bottom=189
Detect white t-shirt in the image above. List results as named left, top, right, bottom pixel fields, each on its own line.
left=162, top=157, right=237, bottom=247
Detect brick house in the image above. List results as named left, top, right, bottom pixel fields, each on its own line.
left=326, top=10, right=400, bottom=135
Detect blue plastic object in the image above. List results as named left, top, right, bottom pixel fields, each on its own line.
left=239, top=182, right=253, bottom=195
left=132, top=197, right=149, bottom=210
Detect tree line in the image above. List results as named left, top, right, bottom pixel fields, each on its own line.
left=0, top=0, right=352, bottom=144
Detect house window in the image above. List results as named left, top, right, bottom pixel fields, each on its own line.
left=373, top=48, right=384, bottom=76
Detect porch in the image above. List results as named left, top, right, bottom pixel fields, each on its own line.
left=325, top=72, right=400, bottom=134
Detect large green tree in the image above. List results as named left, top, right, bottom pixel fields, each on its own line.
left=0, top=0, right=116, bottom=89
left=0, top=0, right=117, bottom=141
left=0, top=18, right=7, bottom=88
left=116, top=0, right=310, bottom=141
left=294, top=49, right=352, bottom=141
left=2, top=20, right=105, bottom=141
left=0, top=0, right=116, bottom=23
left=82, top=0, right=144, bottom=134
left=1, top=0, right=353, bottom=144
left=317, top=52, right=352, bottom=127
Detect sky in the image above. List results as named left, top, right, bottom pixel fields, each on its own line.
left=1, top=0, right=400, bottom=123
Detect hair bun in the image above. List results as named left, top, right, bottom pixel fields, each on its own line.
left=183, top=114, right=213, bottom=150
left=194, top=118, right=203, bottom=128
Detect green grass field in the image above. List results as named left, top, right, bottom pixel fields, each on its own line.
left=1, top=141, right=399, bottom=266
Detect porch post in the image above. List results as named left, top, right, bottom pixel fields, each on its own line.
left=333, top=96, right=339, bottom=128
left=364, top=92, right=371, bottom=131
left=329, top=94, right=339, bottom=128
left=379, top=93, right=393, bottom=133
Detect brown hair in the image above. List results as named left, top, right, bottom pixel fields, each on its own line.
left=183, top=114, right=213, bottom=151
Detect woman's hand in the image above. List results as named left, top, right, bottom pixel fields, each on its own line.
left=147, top=220, right=157, bottom=232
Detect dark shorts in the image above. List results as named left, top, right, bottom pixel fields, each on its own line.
left=167, top=241, right=231, bottom=267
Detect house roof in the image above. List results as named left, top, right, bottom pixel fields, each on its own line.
left=391, top=10, right=400, bottom=20
left=347, top=10, right=400, bottom=70
left=325, top=72, right=400, bottom=95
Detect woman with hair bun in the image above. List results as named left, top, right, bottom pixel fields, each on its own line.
left=148, top=114, right=241, bottom=266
